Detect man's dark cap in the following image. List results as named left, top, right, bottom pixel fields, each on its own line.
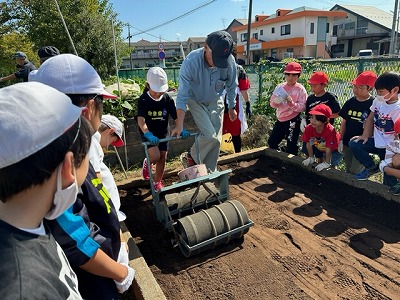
left=14, top=51, right=27, bottom=59
left=206, top=31, right=233, bottom=68
left=38, top=46, right=60, bottom=61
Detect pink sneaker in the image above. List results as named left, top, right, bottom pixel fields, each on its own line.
left=154, top=181, right=164, bottom=192
left=141, top=158, right=150, bottom=180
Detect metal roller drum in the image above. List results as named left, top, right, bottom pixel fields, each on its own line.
left=176, top=200, right=251, bottom=257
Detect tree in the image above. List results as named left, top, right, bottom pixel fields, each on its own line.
left=0, top=0, right=126, bottom=78
left=0, top=33, right=37, bottom=77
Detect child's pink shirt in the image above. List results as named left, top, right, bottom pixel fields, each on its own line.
left=270, top=82, right=307, bottom=122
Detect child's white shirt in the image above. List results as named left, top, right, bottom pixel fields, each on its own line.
left=371, top=99, right=400, bottom=148
left=88, top=132, right=124, bottom=221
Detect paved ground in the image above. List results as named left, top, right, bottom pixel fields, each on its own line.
left=120, top=153, right=400, bottom=300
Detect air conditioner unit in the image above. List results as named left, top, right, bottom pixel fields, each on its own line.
left=282, top=52, right=293, bottom=59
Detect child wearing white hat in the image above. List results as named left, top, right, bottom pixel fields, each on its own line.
left=32, top=54, right=134, bottom=299
left=137, top=67, right=190, bottom=191
left=0, top=82, right=94, bottom=299
left=98, top=114, right=126, bottom=222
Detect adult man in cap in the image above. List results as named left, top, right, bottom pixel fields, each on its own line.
left=0, top=51, right=37, bottom=83
left=171, top=30, right=237, bottom=172
left=28, top=46, right=60, bottom=81
left=37, top=46, right=60, bottom=64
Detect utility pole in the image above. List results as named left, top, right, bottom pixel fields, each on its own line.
left=396, top=10, right=400, bottom=56
left=127, top=23, right=133, bottom=70
left=245, top=0, right=252, bottom=64
left=389, top=0, right=399, bottom=57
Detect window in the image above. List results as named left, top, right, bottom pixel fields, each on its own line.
left=332, top=44, right=344, bottom=53
left=326, top=23, right=330, bottom=33
left=310, top=23, right=314, bottom=34
left=287, top=48, right=294, bottom=52
left=271, top=27, right=275, bottom=34
left=260, top=29, right=264, bottom=35
left=344, top=22, right=355, bottom=30
left=252, top=33, right=258, bottom=39
left=356, top=18, right=368, bottom=35
left=241, top=33, right=248, bottom=42
left=281, top=24, right=291, bottom=36
left=333, top=25, right=338, bottom=36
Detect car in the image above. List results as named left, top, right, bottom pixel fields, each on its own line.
left=357, top=49, right=373, bottom=58
left=297, top=57, right=314, bottom=61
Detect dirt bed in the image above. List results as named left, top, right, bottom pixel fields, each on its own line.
left=121, top=156, right=400, bottom=300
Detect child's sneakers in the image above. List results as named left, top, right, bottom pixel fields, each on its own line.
left=141, top=158, right=150, bottom=180
left=389, top=182, right=400, bottom=195
left=180, top=151, right=195, bottom=169
left=154, top=181, right=164, bottom=192
left=354, top=164, right=379, bottom=180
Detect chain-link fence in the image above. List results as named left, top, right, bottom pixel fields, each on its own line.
left=118, top=57, right=400, bottom=109
left=253, top=58, right=400, bottom=106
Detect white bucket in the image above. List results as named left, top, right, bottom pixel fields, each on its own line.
left=178, top=164, right=207, bottom=181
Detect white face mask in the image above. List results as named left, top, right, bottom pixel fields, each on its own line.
left=376, top=92, right=390, bottom=103
left=45, top=164, right=78, bottom=220
left=147, top=91, right=163, bottom=101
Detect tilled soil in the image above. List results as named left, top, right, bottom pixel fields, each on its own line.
left=121, top=156, right=400, bottom=300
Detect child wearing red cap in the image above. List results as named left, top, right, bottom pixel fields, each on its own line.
left=338, top=71, right=376, bottom=174
left=301, top=104, right=343, bottom=171
left=301, top=71, right=340, bottom=131
left=268, top=61, right=307, bottom=155
left=349, top=72, right=400, bottom=186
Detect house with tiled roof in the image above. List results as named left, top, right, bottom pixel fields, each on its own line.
left=232, top=7, right=347, bottom=62
left=226, top=18, right=248, bottom=44
left=186, top=37, right=206, bottom=53
left=330, top=4, right=396, bottom=57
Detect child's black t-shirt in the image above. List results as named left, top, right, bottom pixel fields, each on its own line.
left=339, top=96, right=374, bottom=146
left=136, top=92, right=177, bottom=138
left=306, top=91, right=341, bottom=125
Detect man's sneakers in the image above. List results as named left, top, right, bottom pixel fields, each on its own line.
left=154, top=181, right=164, bottom=192
left=355, top=164, right=379, bottom=180
left=141, top=158, right=150, bottom=180
left=180, top=151, right=195, bottom=169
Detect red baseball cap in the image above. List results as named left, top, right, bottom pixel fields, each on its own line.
left=394, top=118, right=400, bottom=134
left=284, top=62, right=302, bottom=74
left=352, top=71, right=377, bottom=87
left=308, top=71, right=329, bottom=84
left=309, top=103, right=332, bottom=119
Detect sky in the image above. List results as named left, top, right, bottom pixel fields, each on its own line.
left=110, top=0, right=395, bottom=43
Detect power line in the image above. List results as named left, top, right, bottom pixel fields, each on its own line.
left=131, top=0, right=218, bottom=37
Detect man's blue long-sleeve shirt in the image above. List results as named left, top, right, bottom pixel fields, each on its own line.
left=176, top=48, right=237, bottom=111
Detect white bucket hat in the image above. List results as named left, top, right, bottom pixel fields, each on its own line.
left=0, top=82, right=83, bottom=168
left=32, top=54, right=117, bottom=99
left=147, top=67, right=168, bottom=93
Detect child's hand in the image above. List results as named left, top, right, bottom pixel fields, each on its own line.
left=350, top=135, right=368, bottom=144
left=144, top=132, right=159, bottom=145
left=286, top=96, right=294, bottom=107
left=302, top=157, right=315, bottom=166
left=115, top=264, right=135, bottom=293
left=379, top=159, right=390, bottom=172
left=300, top=117, right=307, bottom=132
left=338, top=140, right=343, bottom=153
left=315, top=162, right=330, bottom=171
